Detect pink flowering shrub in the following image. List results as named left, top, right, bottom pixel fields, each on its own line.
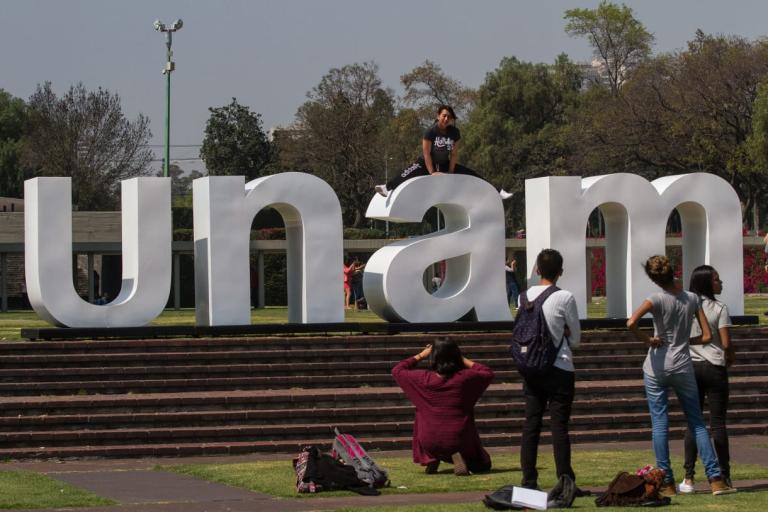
left=589, top=243, right=767, bottom=295
left=591, top=247, right=606, bottom=296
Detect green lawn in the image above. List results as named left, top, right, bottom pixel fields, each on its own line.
left=0, top=470, right=114, bottom=509
left=160, top=448, right=768, bottom=500
left=1, top=295, right=765, bottom=342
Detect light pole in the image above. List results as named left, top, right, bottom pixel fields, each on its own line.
left=384, top=154, right=393, bottom=237
left=153, top=19, right=183, bottom=177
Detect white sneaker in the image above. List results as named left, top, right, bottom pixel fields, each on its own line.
left=678, top=478, right=695, bottom=494
left=375, top=184, right=389, bottom=197
left=499, top=189, right=513, bottom=200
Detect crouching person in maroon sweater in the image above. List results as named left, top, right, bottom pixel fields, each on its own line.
left=392, top=338, right=494, bottom=476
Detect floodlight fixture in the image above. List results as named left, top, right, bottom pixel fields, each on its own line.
left=153, top=18, right=184, bottom=177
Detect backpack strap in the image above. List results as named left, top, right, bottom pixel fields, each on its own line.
left=522, top=285, right=569, bottom=348
left=521, top=285, right=560, bottom=310
left=534, top=285, right=560, bottom=305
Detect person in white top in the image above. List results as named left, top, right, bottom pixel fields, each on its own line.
left=680, top=265, right=736, bottom=493
left=518, top=249, right=581, bottom=490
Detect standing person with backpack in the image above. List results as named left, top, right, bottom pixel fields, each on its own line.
left=513, top=248, right=581, bottom=491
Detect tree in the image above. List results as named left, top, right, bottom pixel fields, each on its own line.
left=23, top=82, right=153, bottom=210
left=564, top=1, right=654, bottom=94
left=155, top=163, right=205, bottom=198
left=0, top=89, right=28, bottom=198
left=200, top=98, right=273, bottom=179
left=459, top=55, right=583, bottom=231
left=400, top=60, right=476, bottom=122
left=570, top=31, right=768, bottom=219
left=460, top=55, right=583, bottom=229
left=276, top=62, right=395, bottom=226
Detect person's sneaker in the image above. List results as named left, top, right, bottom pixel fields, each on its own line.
left=451, top=452, right=469, bottom=476
left=424, top=460, right=440, bottom=474
left=375, top=184, right=389, bottom=197
left=659, top=482, right=677, bottom=497
left=499, top=189, right=514, bottom=200
left=710, top=477, right=737, bottom=496
left=724, top=476, right=737, bottom=490
left=678, top=478, right=695, bottom=494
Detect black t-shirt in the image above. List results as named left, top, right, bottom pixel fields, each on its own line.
left=423, top=124, right=460, bottom=172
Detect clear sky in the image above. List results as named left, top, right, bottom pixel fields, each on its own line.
left=2, top=0, right=768, bottom=174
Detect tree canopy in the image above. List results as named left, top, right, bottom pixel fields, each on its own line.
left=200, top=98, right=273, bottom=180
left=0, top=89, right=28, bottom=198
left=570, top=31, right=768, bottom=217
left=564, top=1, right=654, bottom=94
left=22, top=82, right=153, bottom=210
left=400, top=60, right=476, bottom=122
left=277, top=62, right=395, bottom=226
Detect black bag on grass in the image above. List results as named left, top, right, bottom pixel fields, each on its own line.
left=293, top=445, right=380, bottom=496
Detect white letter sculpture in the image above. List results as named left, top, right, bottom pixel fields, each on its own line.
left=525, top=173, right=743, bottom=318
left=25, top=177, right=172, bottom=327
left=193, top=173, right=344, bottom=326
left=364, top=175, right=511, bottom=322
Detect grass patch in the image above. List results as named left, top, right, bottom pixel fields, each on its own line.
left=0, top=470, right=115, bottom=509
left=160, top=449, right=768, bottom=500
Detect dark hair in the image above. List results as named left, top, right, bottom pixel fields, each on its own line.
left=644, top=255, right=674, bottom=288
left=689, top=264, right=717, bottom=301
left=536, top=249, right=563, bottom=281
left=436, top=104, right=457, bottom=121
left=430, top=337, right=463, bottom=378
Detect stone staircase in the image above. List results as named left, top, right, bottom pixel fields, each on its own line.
left=1, top=328, right=767, bottom=459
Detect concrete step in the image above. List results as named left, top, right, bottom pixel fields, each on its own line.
left=1, top=378, right=765, bottom=417
left=2, top=422, right=767, bottom=460
left=1, top=363, right=767, bottom=395
left=5, top=326, right=766, bottom=353
left=5, top=407, right=766, bottom=446
left=2, top=351, right=767, bottom=383
left=0, top=327, right=765, bottom=459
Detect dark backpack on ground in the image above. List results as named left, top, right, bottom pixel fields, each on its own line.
left=293, top=445, right=380, bottom=496
left=548, top=474, right=577, bottom=508
left=482, top=485, right=525, bottom=510
left=483, top=475, right=578, bottom=510
left=510, top=285, right=567, bottom=377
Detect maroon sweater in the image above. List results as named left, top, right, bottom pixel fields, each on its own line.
left=392, top=356, right=494, bottom=464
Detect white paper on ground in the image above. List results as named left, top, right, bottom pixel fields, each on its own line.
left=511, top=486, right=548, bottom=510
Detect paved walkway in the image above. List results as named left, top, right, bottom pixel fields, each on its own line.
left=5, top=436, right=768, bottom=512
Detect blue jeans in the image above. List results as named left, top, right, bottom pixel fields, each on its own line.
left=643, top=370, right=721, bottom=483
left=506, top=279, right=519, bottom=305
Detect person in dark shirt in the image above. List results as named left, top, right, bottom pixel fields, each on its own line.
left=375, top=105, right=512, bottom=200
left=392, top=337, right=494, bottom=476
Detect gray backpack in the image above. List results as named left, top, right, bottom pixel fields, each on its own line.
left=331, top=428, right=390, bottom=488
